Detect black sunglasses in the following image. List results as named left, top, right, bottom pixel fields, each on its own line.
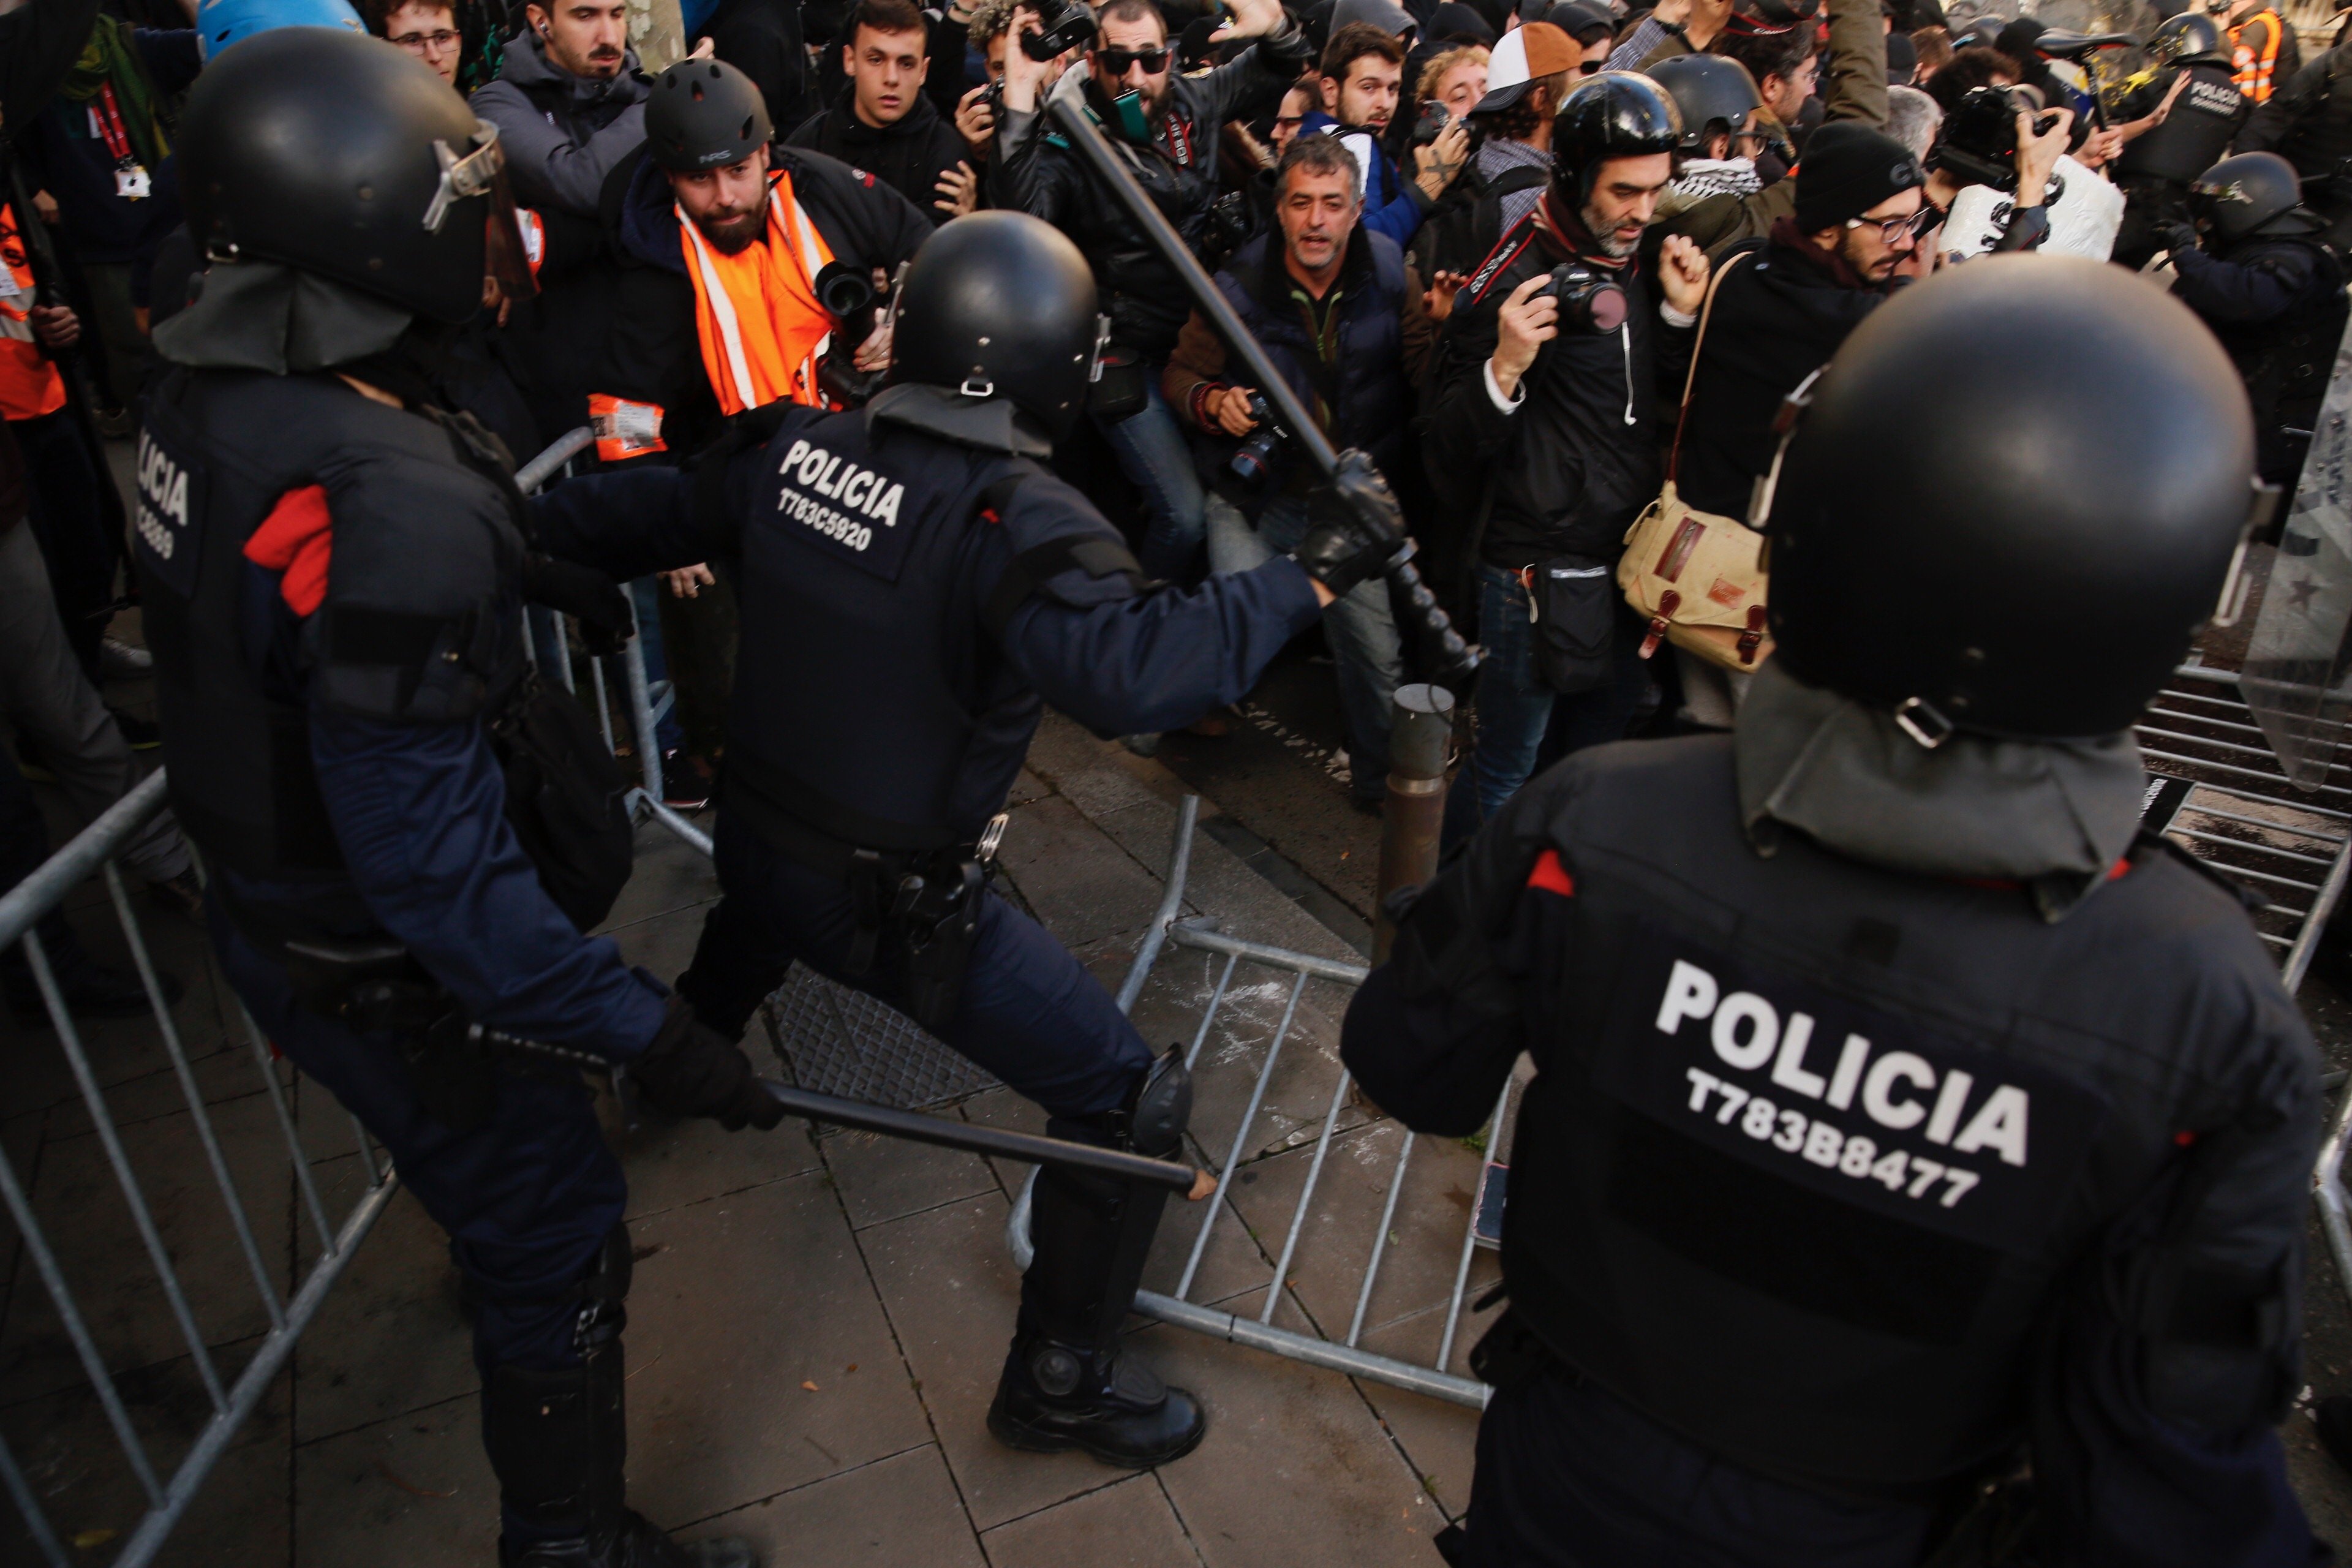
left=1095, top=44, right=1171, bottom=74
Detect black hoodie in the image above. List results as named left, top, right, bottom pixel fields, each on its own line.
left=786, top=86, right=972, bottom=227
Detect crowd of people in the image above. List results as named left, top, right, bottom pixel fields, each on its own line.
left=4, top=0, right=2352, bottom=1558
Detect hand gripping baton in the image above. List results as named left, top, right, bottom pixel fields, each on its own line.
left=1044, top=96, right=1480, bottom=680
left=469, top=1024, right=1208, bottom=1195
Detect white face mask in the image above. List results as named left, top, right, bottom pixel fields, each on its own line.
left=1672, top=157, right=1762, bottom=202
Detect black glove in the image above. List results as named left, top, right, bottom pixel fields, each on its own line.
left=629, top=997, right=783, bottom=1131
left=2159, top=221, right=2199, bottom=257
left=522, top=554, right=635, bottom=658
left=1292, top=450, right=1406, bottom=599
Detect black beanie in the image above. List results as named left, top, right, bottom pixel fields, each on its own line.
left=1793, top=122, right=1926, bottom=232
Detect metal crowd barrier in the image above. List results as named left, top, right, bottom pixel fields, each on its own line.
left=0, top=773, right=398, bottom=1567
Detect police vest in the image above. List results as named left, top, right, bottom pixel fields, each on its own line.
left=1490, top=737, right=2309, bottom=1499
left=133, top=369, right=527, bottom=883
left=2118, top=62, right=2249, bottom=184
left=722, top=407, right=1136, bottom=859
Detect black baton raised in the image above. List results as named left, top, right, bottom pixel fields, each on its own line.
left=1044, top=95, right=1480, bottom=679
left=470, top=1024, right=1204, bottom=1194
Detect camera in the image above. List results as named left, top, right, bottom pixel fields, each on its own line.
left=1022, top=0, right=1096, bottom=61
left=812, top=260, right=875, bottom=320
left=1409, top=100, right=1484, bottom=158
left=1544, top=262, right=1628, bottom=334
left=1227, top=392, right=1286, bottom=488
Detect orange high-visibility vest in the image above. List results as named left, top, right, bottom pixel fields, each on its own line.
left=679, top=170, right=839, bottom=418
left=2231, top=8, right=2285, bottom=103
left=0, top=204, right=67, bottom=423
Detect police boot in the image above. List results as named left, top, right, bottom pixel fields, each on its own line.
left=482, top=1232, right=758, bottom=1568
left=987, top=1050, right=1207, bottom=1468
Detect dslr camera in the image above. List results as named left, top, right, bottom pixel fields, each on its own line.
left=1022, top=0, right=1096, bottom=60
left=1544, top=261, right=1628, bottom=334
left=1228, top=392, right=1286, bottom=488
left=1409, top=99, right=1484, bottom=157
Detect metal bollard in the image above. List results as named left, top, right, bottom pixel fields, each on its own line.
left=1372, top=683, right=1454, bottom=964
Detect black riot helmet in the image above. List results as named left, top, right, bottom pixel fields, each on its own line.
left=888, top=212, right=1101, bottom=441
left=177, top=27, right=515, bottom=325
left=1551, top=72, right=1683, bottom=202
left=2149, top=11, right=2227, bottom=66
left=1764, top=256, right=2260, bottom=743
left=2189, top=151, right=2315, bottom=242
left=646, top=58, right=773, bottom=172
left=1927, top=84, right=2027, bottom=190
left=1646, top=55, right=1762, bottom=154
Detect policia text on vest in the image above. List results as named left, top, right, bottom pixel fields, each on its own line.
left=773, top=436, right=906, bottom=559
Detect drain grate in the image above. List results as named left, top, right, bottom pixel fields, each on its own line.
left=760, top=963, right=998, bottom=1109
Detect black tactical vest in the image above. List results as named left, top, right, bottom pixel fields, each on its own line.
left=133, top=369, right=526, bottom=884
left=2118, top=62, right=2248, bottom=185
left=722, top=409, right=1049, bottom=856
left=1495, top=737, right=2310, bottom=1499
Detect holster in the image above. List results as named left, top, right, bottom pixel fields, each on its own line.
left=277, top=934, right=496, bottom=1133
left=846, top=847, right=990, bottom=1035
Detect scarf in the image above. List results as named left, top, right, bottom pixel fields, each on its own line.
left=1667, top=157, right=1763, bottom=209
left=677, top=171, right=838, bottom=416
left=59, top=15, right=170, bottom=173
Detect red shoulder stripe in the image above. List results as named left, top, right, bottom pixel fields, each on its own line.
left=1526, top=848, right=1574, bottom=897
left=242, top=484, right=333, bottom=617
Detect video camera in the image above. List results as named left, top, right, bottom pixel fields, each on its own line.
left=1022, top=0, right=1096, bottom=61
left=1544, top=261, right=1628, bottom=334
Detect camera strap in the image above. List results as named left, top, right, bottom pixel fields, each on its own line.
left=1666, top=246, right=1759, bottom=487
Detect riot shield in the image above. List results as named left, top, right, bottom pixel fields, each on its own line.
left=2241, top=320, right=2352, bottom=791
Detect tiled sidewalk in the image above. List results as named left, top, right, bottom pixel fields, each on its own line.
left=0, top=715, right=1490, bottom=1566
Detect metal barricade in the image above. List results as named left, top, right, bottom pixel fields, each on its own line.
left=1008, top=797, right=1502, bottom=1409
left=0, top=773, right=398, bottom=1567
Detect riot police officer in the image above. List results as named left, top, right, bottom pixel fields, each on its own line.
left=2166, top=151, right=2348, bottom=490
left=2112, top=13, right=2248, bottom=266
left=2237, top=39, right=2352, bottom=249
left=141, top=31, right=780, bottom=1568
left=527, top=209, right=1408, bottom=1466
left=1341, top=255, right=2326, bottom=1566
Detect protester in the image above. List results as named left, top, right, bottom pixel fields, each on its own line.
left=1910, top=23, right=1953, bottom=81
left=1310, top=22, right=1471, bottom=246
left=363, top=0, right=462, bottom=81
left=471, top=0, right=652, bottom=218
left=1419, top=41, right=1491, bottom=119
left=1409, top=22, right=1578, bottom=287
left=1167, top=134, right=1434, bottom=809
left=1921, top=42, right=2016, bottom=110
left=1423, top=72, right=1709, bottom=835
left=2164, top=151, right=2347, bottom=491
left=789, top=0, right=979, bottom=224
left=991, top=0, right=1314, bottom=582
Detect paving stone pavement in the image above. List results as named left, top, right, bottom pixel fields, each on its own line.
left=0, top=713, right=1481, bottom=1567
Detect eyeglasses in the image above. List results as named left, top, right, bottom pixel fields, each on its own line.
left=1847, top=204, right=1938, bottom=244
left=391, top=27, right=462, bottom=53
left=1095, top=45, right=1170, bottom=74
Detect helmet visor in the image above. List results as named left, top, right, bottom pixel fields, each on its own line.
left=481, top=162, right=538, bottom=306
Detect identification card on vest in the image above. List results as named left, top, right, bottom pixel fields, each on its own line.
left=1594, top=932, right=2106, bottom=1253
left=132, top=418, right=204, bottom=600
left=763, top=435, right=914, bottom=581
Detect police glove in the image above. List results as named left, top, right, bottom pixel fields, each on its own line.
left=2159, top=221, right=2200, bottom=257
left=1294, top=450, right=1406, bottom=599
left=523, top=554, right=635, bottom=658
left=629, top=997, right=784, bottom=1131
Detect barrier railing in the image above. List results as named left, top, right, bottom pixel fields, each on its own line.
left=0, top=772, right=398, bottom=1567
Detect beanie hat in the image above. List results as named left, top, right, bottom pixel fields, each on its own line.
left=1793, top=122, right=1925, bottom=232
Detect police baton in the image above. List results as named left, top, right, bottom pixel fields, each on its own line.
left=1044, top=96, right=1480, bottom=680
left=470, top=1023, right=1208, bottom=1196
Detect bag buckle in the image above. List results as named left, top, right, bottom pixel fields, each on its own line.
left=1893, top=696, right=1955, bottom=750
left=976, top=812, right=1009, bottom=866
left=1736, top=604, right=1766, bottom=665
left=1638, top=589, right=1680, bottom=660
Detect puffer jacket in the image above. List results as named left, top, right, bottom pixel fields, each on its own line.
left=472, top=29, right=652, bottom=217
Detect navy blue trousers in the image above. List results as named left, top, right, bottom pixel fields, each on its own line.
left=213, top=910, right=625, bottom=1378
left=677, top=809, right=1154, bottom=1122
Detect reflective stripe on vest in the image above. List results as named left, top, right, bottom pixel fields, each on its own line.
left=2233, top=9, right=2283, bottom=102
left=677, top=173, right=838, bottom=417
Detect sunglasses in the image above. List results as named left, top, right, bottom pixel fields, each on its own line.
left=1847, top=204, right=1939, bottom=244
left=1095, top=44, right=1171, bottom=74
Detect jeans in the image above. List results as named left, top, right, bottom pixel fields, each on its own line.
left=1093, top=378, right=1207, bottom=581
left=623, top=581, right=686, bottom=755
left=1205, top=492, right=1402, bottom=801
left=1447, top=561, right=1652, bottom=840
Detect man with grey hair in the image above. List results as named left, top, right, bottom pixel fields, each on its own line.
left=1885, top=82, right=1943, bottom=160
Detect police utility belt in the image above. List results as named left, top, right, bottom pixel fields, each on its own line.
left=722, top=750, right=1006, bottom=1035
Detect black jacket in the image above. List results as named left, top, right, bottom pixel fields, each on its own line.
left=2171, top=225, right=2350, bottom=486
left=588, top=146, right=935, bottom=462
left=1423, top=203, right=1692, bottom=577
left=787, top=87, right=970, bottom=226
left=2237, top=46, right=2352, bottom=247
left=990, top=31, right=1316, bottom=361
left=1675, top=230, right=1894, bottom=520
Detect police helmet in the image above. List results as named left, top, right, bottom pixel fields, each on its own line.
left=1927, top=85, right=2026, bottom=191
left=889, top=213, right=1100, bottom=442
left=194, top=0, right=363, bottom=59
left=1551, top=72, right=1683, bottom=202
left=2190, top=151, right=2315, bottom=243
left=646, top=59, right=774, bottom=172
left=178, top=28, right=513, bottom=323
left=2149, top=12, right=2226, bottom=67
left=1765, top=256, right=2258, bottom=742
left=1646, top=55, right=1762, bottom=154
